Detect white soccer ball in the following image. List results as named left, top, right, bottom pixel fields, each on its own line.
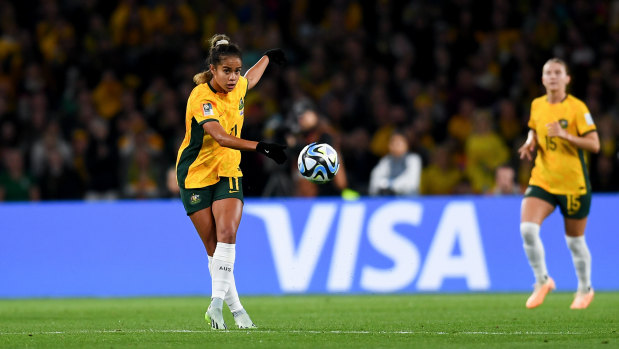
left=297, top=142, right=340, bottom=183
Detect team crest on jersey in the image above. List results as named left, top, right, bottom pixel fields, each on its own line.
left=238, top=97, right=244, bottom=110
left=202, top=103, right=213, bottom=116
left=559, top=119, right=568, bottom=129
left=190, top=193, right=201, bottom=205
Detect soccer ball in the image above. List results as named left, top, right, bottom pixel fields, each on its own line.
left=297, top=142, right=340, bottom=183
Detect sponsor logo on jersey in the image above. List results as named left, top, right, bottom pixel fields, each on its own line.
left=190, top=193, right=201, bottom=205
left=559, top=119, right=568, bottom=129
left=202, top=103, right=214, bottom=116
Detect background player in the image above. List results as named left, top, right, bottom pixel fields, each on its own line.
left=518, top=58, right=600, bottom=309
left=176, top=34, right=287, bottom=329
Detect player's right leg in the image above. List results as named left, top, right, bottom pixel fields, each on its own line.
left=189, top=206, right=227, bottom=330
left=521, top=190, right=556, bottom=308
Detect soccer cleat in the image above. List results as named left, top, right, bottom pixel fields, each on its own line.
left=526, top=277, right=556, bottom=309
left=205, top=304, right=227, bottom=330
left=570, top=288, right=594, bottom=309
left=233, top=309, right=257, bottom=329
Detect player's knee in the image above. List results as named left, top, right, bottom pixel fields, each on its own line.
left=217, top=227, right=237, bottom=243
left=520, top=222, right=540, bottom=245
left=565, top=235, right=587, bottom=255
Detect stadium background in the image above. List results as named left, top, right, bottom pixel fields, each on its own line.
left=2, top=4, right=619, bottom=348
left=1, top=0, right=618, bottom=199
left=1, top=0, right=619, bottom=298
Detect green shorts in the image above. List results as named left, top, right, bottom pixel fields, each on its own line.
left=524, top=185, right=591, bottom=219
left=180, top=177, right=243, bottom=215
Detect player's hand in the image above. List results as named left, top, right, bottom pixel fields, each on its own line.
left=257, top=141, right=287, bottom=164
left=518, top=141, right=536, bottom=161
left=546, top=121, right=567, bottom=139
left=263, top=49, right=287, bottom=66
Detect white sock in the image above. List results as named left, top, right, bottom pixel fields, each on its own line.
left=225, top=274, right=243, bottom=313
left=211, top=242, right=235, bottom=300
left=565, top=235, right=592, bottom=293
left=208, top=254, right=244, bottom=313
left=520, top=222, right=548, bottom=285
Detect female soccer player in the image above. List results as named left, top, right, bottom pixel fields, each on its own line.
left=176, top=34, right=287, bottom=329
left=518, top=58, right=599, bottom=309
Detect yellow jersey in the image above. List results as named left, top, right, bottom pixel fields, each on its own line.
left=528, top=94, right=597, bottom=195
left=176, top=76, right=248, bottom=189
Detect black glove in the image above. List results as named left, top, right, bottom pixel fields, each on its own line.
left=257, top=141, right=287, bottom=164
left=263, top=48, right=287, bottom=66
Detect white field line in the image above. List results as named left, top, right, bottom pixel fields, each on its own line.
left=0, top=329, right=589, bottom=336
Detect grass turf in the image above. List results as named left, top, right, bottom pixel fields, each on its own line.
left=0, top=293, right=617, bottom=348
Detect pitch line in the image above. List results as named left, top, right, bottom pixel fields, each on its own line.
left=0, top=329, right=589, bottom=336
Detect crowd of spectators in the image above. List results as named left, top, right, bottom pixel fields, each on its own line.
left=0, top=0, right=618, bottom=201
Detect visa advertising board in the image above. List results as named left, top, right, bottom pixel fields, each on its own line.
left=0, top=196, right=616, bottom=297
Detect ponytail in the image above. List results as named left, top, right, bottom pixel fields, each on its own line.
left=193, top=34, right=242, bottom=85
left=193, top=72, right=210, bottom=85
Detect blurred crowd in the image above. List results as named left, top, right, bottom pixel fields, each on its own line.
left=0, top=0, right=618, bottom=201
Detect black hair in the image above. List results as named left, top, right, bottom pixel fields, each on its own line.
left=193, top=34, right=242, bottom=85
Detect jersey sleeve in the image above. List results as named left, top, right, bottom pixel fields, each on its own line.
left=191, top=97, right=220, bottom=125
left=575, top=102, right=596, bottom=136
left=239, top=76, right=249, bottom=97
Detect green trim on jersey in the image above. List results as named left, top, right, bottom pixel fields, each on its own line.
left=177, top=118, right=205, bottom=189
left=207, top=81, right=217, bottom=93
left=578, top=148, right=591, bottom=192
left=200, top=118, right=218, bottom=125
left=580, top=129, right=597, bottom=137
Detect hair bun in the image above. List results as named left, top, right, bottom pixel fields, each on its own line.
left=215, top=39, right=229, bottom=46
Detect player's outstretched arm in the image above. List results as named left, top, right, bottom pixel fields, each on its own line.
left=245, top=48, right=287, bottom=90
left=256, top=142, right=287, bottom=164
left=203, top=121, right=258, bottom=151
left=202, top=121, right=287, bottom=164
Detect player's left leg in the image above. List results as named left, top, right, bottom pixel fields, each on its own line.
left=206, top=256, right=255, bottom=328
left=211, top=197, right=256, bottom=328
left=564, top=217, right=594, bottom=309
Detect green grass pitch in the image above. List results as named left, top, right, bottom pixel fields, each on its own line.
left=0, top=293, right=617, bottom=348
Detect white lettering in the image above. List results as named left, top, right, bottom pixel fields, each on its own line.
left=361, top=201, right=422, bottom=292
left=327, top=203, right=366, bottom=292
left=244, top=203, right=337, bottom=292
left=417, top=201, right=489, bottom=290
